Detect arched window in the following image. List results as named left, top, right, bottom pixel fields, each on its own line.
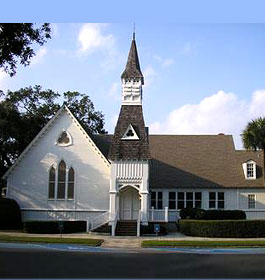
left=48, top=167, right=56, bottom=199
left=67, top=167, right=75, bottom=199
left=57, top=160, right=66, bottom=199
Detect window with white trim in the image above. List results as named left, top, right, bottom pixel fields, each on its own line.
left=209, top=192, right=224, bottom=209
left=48, top=161, right=75, bottom=200
left=168, top=192, right=176, bottom=209
left=67, top=167, right=75, bottom=199
left=247, top=163, right=254, bottom=178
left=248, top=194, right=256, bottom=209
left=48, top=167, right=56, bottom=199
left=151, top=191, right=163, bottom=209
left=57, top=160, right=66, bottom=199
left=168, top=191, right=202, bottom=209
left=242, top=160, right=256, bottom=179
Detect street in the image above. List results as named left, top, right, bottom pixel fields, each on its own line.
left=1, top=245, right=265, bottom=278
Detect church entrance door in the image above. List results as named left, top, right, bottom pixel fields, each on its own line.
left=120, top=187, right=140, bottom=220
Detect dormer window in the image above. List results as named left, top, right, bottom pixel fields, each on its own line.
left=242, top=160, right=256, bottom=180
left=121, top=124, right=139, bottom=140
left=56, top=130, right=72, bottom=147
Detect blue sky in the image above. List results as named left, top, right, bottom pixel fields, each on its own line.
left=1, top=23, right=265, bottom=149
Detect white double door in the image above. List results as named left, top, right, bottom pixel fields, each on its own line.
left=120, top=188, right=140, bottom=220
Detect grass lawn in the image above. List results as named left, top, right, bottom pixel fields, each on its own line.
left=0, top=235, right=103, bottom=246
left=142, top=240, right=265, bottom=248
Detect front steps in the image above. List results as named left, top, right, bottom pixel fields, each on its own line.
left=92, top=223, right=111, bottom=234
left=115, top=220, right=137, bottom=236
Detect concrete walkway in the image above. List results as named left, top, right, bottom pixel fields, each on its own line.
left=2, top=231, right=265, bottom=248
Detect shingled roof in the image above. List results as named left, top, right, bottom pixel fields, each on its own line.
left=107, top=105, right=151, bottom=160
left=94, top=134, right=264, bottom=189
left=121, top=34, right=144, bottom=84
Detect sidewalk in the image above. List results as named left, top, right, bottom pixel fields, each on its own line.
left=2, top=231, right=265, bottom=248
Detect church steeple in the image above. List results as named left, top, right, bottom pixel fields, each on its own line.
left=121, top=33, right=144, bottom=105
left=108, top=33, right=150, bottom=161
left=121, top=33, right=144, bottom=84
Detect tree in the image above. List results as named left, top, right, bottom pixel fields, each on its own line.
left=0, top=86, right=107, bottom=182
left=0, top=23, right=51, bottom=76
left=242, top=117, right=265, bottom=183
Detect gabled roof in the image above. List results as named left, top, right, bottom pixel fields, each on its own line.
left=121, top=34, right=144, bottom=84
left=2, top=106, right=110, bottom=179
left=95, top=134, right=264, bottom=188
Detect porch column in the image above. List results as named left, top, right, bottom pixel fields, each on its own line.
left=140, top=192, right=148, bottom=225
left=109, top=191, right=117, bottom=221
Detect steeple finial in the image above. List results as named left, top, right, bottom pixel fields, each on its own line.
left=121, top=29, right=144, bottom=84
left=133, top=23, right=135, bottom=40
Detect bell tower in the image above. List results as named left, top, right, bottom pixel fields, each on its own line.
left=121, top=33, right=144, bottom=106
left=108, top=33, right=150, bottom=232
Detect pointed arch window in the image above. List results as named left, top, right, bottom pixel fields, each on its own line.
left=48, top=167, right=56, bottom=199
left=48, top=161, right=75, bottom=200
left=57, top=160, right=66, bottom=199
left=67, top=167, right=75, bottom=199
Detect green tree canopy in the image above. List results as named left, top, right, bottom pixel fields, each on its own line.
left=242, top=117, right=265, bottom=184
left=0, top=86, right=107, bottom=180
left=0, top=23, right=51, bottom=76
left=242, top=117, right=265, bottom=151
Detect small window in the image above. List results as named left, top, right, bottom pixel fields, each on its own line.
left=195, top=192, right=202, bottom=208
left=121, top=124, right=139, bottom=140
left=209, top=191, right=225, bottom=209
left=209, top=192, right=216, bottom=209
left=177, top=192, right=185, bottom=209
left=186, top=192, right=193, bottom=208
left=67, top=167, right=75, bottom=199
left=57, top=160, right=66, bottom=199
left=48, top=167, right=56, bottom=199
left=247, top=163, right=254, bottom=178
left=218, top=192, right=224, bottom=209
left=56, top=130, right=72, bottom=147
left=150, top=191, right=163, bottom=209
left=169, top=192, right=176, bottom=209
left=243, top=160, right=256, bottom=179
left=248, top=194, right=256, bottom=209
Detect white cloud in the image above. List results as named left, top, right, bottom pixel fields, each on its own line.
left=149, top=90, right=265, bottom=149
left=31, top=47, right=47, bottom=65
left=78, top=23, right=115, bottom=53
left=154, top=55, right=174, bottom=67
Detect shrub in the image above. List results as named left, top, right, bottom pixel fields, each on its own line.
left=202, top=210, right=246, bottom=220
left=179, top=208, right=246, bottom=220
left=179, top=219, right=265, bottom=238
left=0, top=198, right=22, bottom=229
left=24, top=221, right=87, bottom=234
left=179, top=208, right=205, bottom=220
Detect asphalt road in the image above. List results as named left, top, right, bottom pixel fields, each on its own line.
left=1, top=246, right=265, bottom=278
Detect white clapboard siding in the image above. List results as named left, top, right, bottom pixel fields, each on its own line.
left=6, top=109, right=110, bottom=213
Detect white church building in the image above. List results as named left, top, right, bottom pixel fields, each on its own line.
left=3, top=34, right=265, bottom=236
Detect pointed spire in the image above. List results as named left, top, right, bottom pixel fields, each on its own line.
left=121, top=32, right=144, bottom=84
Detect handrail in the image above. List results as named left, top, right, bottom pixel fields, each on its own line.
left=137, top=210, right=142, bottom=237
left=111, top=210, right=118, bottom=236
left=90, top=211, right=110, bottom=231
